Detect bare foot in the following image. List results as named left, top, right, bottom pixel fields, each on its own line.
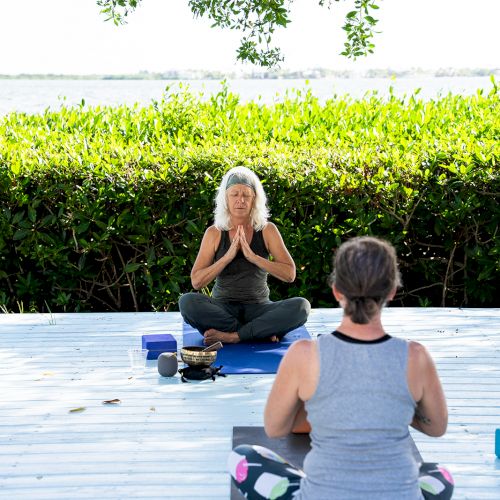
left=269, top=335, right=279, bottom=343
left=204, top=329, right=240, bottom=345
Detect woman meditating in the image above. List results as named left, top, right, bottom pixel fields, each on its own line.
left=229, top=236, right=453, bottom=499
left=179, top=166, right=310, bottom=345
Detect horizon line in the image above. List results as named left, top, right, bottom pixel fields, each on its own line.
left=1, top=67, right=499, bottom=80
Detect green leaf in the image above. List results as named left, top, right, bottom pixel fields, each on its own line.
left=12, top=211, right=25, bottom=225
left=124, top=263, right=141, bottom=273
left=13, top=229, right=31, bottom=241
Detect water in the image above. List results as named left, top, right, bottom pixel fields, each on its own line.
left=0, top=76, right=496, bottom=115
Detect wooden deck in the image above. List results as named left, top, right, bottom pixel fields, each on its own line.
left=1, top=308, right=500, bottom=499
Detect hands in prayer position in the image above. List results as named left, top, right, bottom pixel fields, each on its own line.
left=179, top=166, right=310, bottom=346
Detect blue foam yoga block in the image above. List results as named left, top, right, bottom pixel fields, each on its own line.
left=496, top=429, right=500, bottom=459
left=141, top=334, right=177, bottom=360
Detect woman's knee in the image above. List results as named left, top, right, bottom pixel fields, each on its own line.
left=291, top=297, right=311, bottom=322
left=228, top=444, right=258, bottom=483
left=178, top=292, right=201, bottom=317
left=419, top=463, right=454, bottom=499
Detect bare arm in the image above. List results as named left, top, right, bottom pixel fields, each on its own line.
left=264, top=339, right=317, bottom=438
left=408, top=341, right=448, bottom=437
left=240, top=223, right=296, bottom=283
left=190, top=226, right=240, bottom=290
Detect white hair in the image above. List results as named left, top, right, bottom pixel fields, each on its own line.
left=214, top=166, right=269, bottom=230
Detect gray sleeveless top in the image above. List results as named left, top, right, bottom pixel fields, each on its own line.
left=297, top=331, right=422, bottom=500
left=211, top=229, right=270, bottom=303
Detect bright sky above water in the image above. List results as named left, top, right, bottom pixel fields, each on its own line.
left=0, top=0, right=499, bottom=74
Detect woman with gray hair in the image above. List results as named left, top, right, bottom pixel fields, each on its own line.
left=179, top=166, right=310, bottom=344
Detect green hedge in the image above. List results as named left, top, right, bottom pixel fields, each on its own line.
left=0, top=82, right=499, bottom=312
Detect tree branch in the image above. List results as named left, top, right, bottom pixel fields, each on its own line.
left=96, top=0, right=381, bottom=67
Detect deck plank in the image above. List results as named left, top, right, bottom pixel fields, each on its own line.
left=1, top=308, right=500, bottom=499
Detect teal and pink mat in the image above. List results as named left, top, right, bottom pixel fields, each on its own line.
left=182, top=322, right=311, bottom=374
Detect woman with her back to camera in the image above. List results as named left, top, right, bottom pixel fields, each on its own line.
left=229, top=236, right=454, bottom=499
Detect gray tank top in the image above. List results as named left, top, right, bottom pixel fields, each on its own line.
left=297, top=331, right=422, bottom=500
left=211, top=229, right=270, bottom=303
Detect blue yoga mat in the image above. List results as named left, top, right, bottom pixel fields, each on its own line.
left=182, top=322, right=311, bottom=374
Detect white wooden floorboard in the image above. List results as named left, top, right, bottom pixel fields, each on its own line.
left=1, top=308, right=500, bottom=499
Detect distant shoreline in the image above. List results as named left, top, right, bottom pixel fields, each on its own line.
left=1, top=68, right=499, bottom=80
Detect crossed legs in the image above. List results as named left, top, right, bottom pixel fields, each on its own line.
left=229, top=444, right=454, bottom=500
left=179, top=293, right=310, bottom=343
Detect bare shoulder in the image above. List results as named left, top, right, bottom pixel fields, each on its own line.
left=408, top=340, right=427, bottom=356
left=263, top=222, right=279, bottom=235
left=262, top=221, right=285, bottom=245
left=193, top=226, right=222, bottom=262
left=282, top=339, right=318, bottom=372
left=408, top=340, right=431, bottom=366
left=205, top=225, right=220, bottom=237
left=287, top=339, right=319, bottom=400
left=287, top=338, right=316, bottom=357
left=203, top=225, right=221, bottom=244
left=407, top=340, right=437, bottom=389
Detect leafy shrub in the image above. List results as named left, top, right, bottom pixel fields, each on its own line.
left=0, top=81, right=498, bottom=311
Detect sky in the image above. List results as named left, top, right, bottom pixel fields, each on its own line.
left=0, top=0, right=499, bottom=74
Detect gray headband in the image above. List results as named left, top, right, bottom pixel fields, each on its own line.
left=225, top=173, right=255, bottom=191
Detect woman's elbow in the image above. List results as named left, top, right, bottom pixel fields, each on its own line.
left=264, top=422, right=288, bottom=439
left=420, top=414, right=448, bottom=437
left=264, top=412, right=289, bottom=438
left=430, top=417, right=448, bottom=437
left=430, top=428, right=447, bottom=438
left=190, top=276, right=202, bottom=290
left=285, top=266, right=296, bottom=283
left=425, top=426, right=447, bottom=438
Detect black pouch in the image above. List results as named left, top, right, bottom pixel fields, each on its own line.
left=179, top=365, right=226, bottom=382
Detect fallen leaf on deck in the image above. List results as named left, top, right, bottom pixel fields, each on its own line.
left=102, top=399, right=121, bottom=405
left=150, top=407, right=156, bottom=412
left=69, top=407, right=86, bottom=413
left=42, top=372, right=54, bottom=376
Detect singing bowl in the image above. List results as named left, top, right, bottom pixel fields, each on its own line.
left=180, top=346, right=217, bottom=367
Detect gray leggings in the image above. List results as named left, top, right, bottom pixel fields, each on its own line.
left=179, top=293, right=310, bottom=341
